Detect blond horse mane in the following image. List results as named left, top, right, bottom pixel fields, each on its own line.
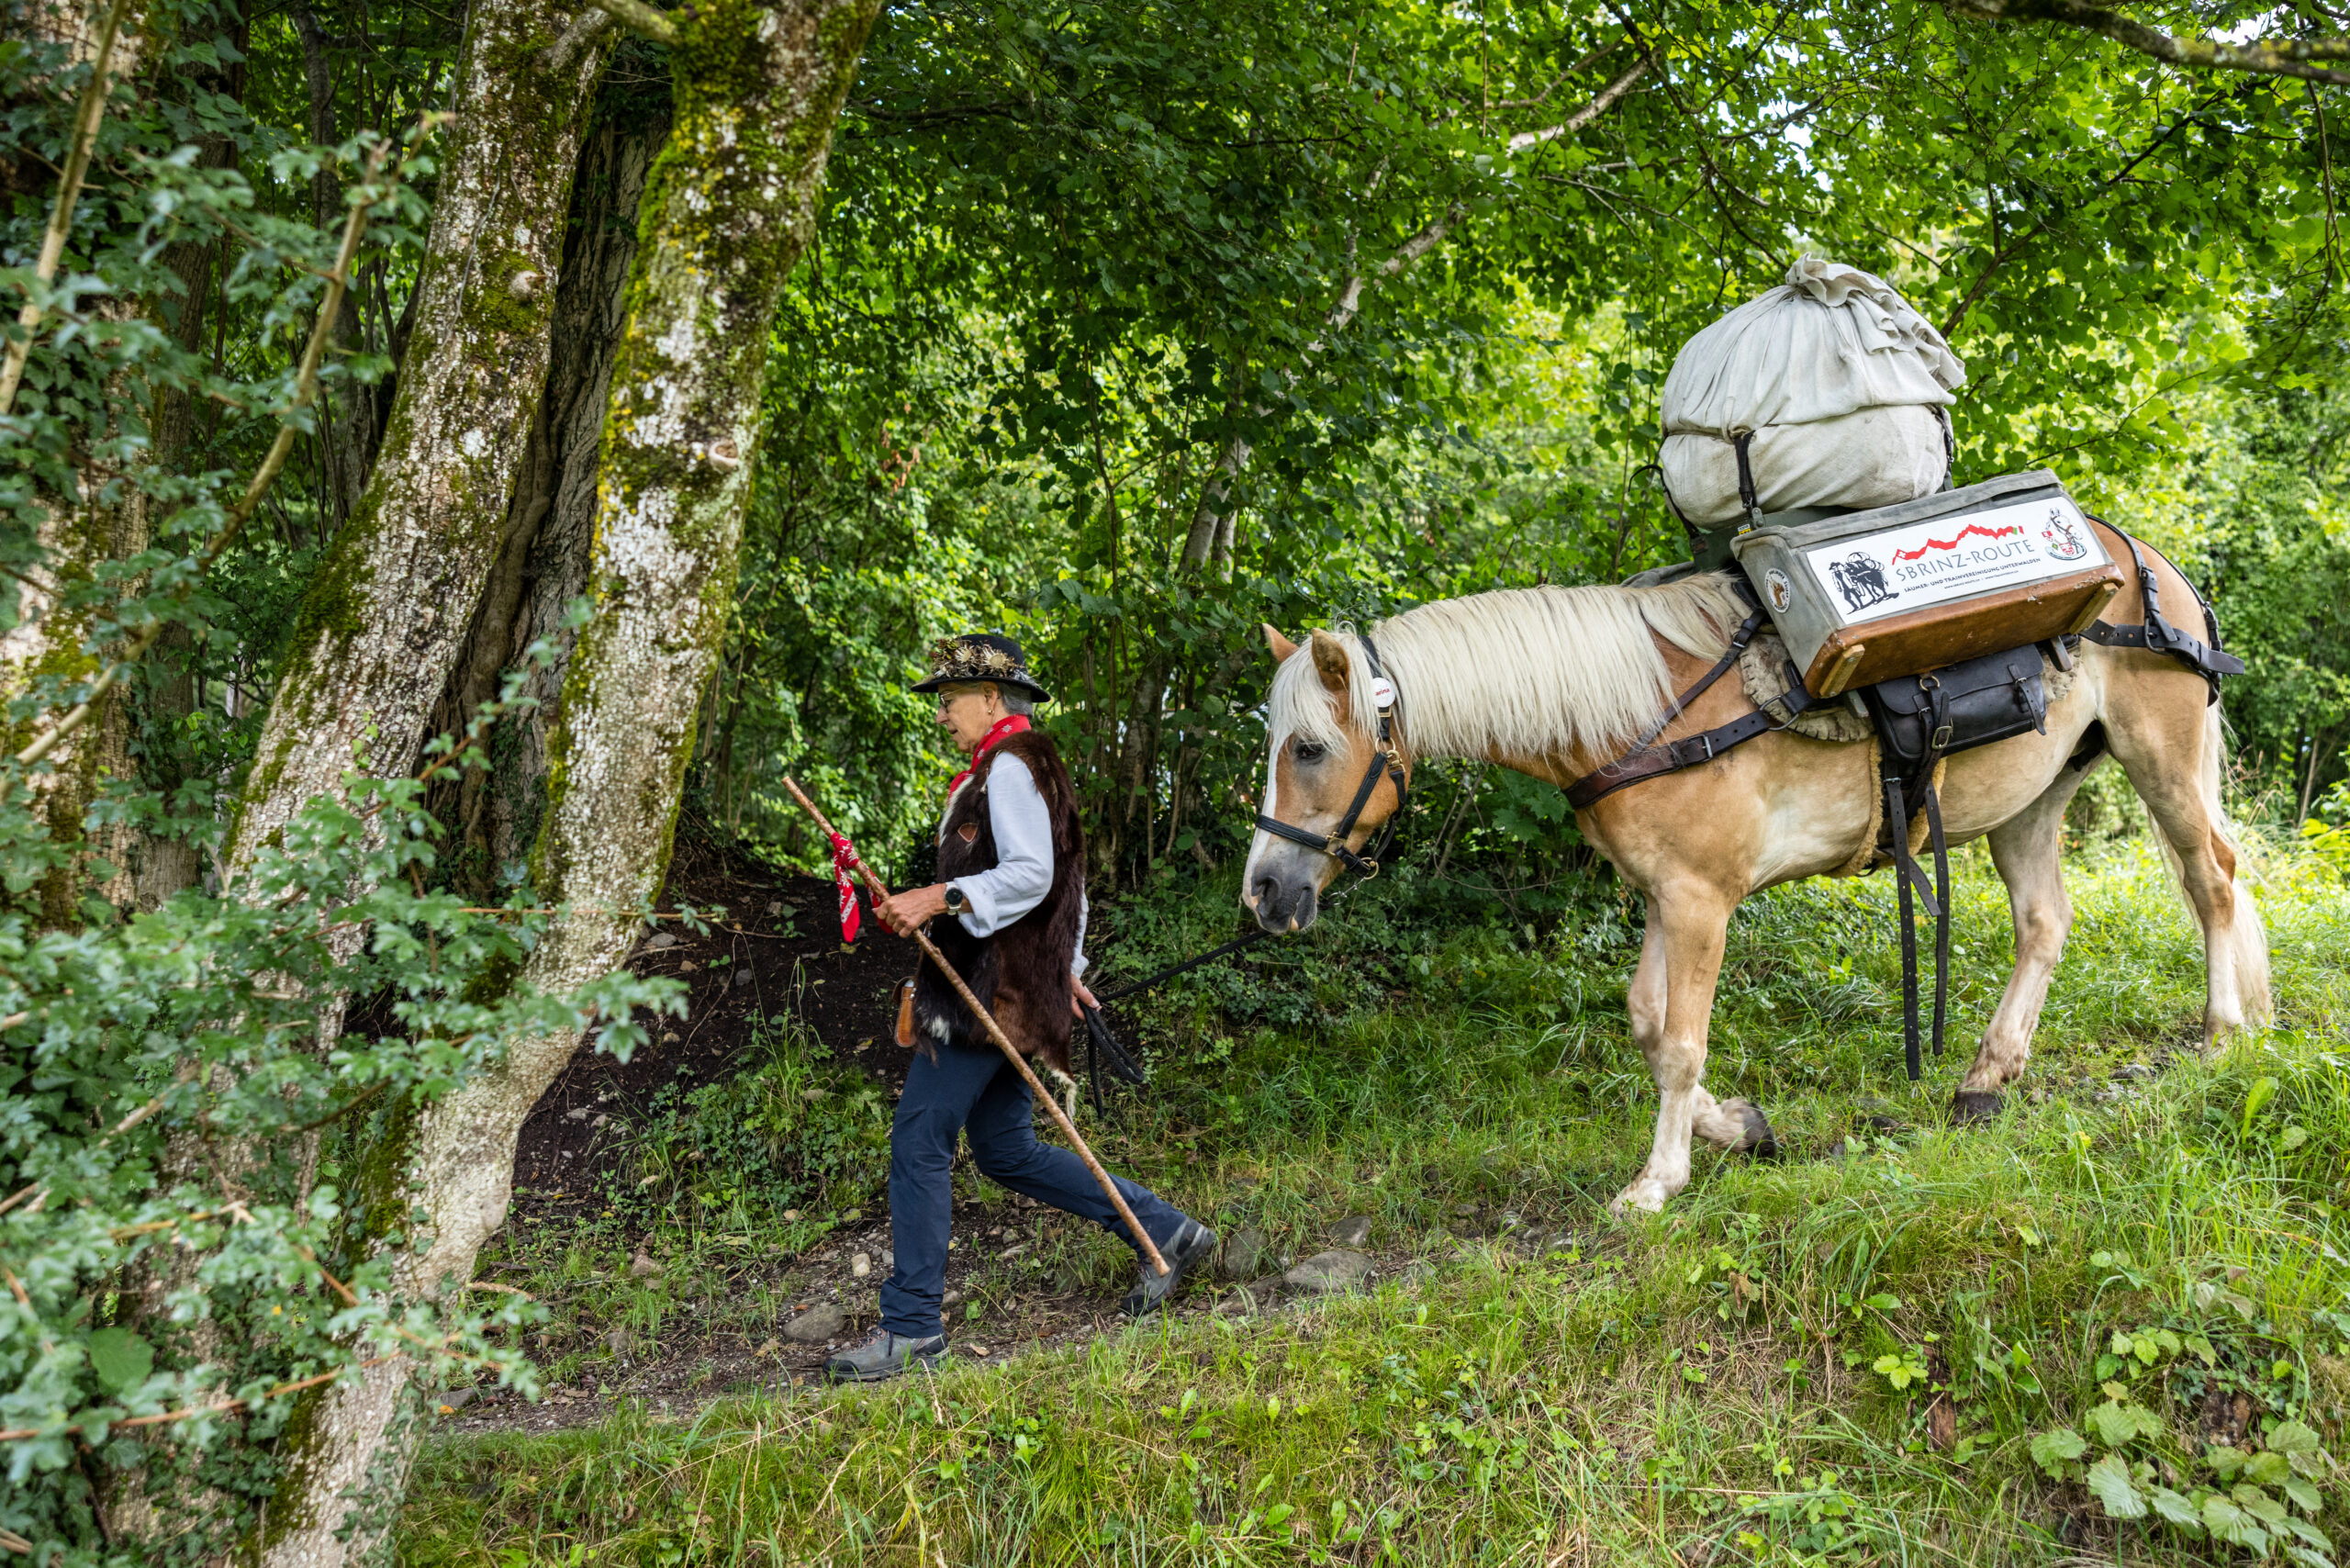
left=1267, top=573, right=1751, bottom=763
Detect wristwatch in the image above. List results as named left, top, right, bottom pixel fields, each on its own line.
left=943, top=884, right=967, bottom=913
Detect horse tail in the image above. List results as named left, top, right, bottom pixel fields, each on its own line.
left=2165, top=700, right=2274, bottom=1026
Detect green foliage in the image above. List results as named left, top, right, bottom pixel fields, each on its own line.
left=0, top=764, right=675, bottom=1551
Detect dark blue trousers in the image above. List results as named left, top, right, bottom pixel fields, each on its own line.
left=878, top=1040, right=1189, bottom=1338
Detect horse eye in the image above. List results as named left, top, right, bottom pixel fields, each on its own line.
left=1293, top=741, right=1327, bottom=764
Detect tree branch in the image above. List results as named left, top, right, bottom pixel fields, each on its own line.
left=1181, top=57, right=1648, bottom=570
left=1505, top=61, right=1649, bottom=152
left=14, top=135, right=398, bottom=768
left=1941, top=0, right=2350, bottom=84
left=1940, top=97, right=2207, bottom=336
left=0, top=0, right=134, bottom=417
left=586, top=0, right=676, bottom=45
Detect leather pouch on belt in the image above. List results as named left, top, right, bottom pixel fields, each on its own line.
left=893, top=977, right=916, bottom=1048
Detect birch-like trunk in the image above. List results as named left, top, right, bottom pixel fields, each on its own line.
left=223, top=0, right=612, bottom=876
left=252, top=3, right=881, bottom=1561
left=430, top=104, right=672, bottom=889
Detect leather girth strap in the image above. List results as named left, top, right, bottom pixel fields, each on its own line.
left=2079, top=528, right=2244, bottom=702
left=1882, top=771, right=1950, bottom=1084
left=1566, top=603, right=1811, bottom=812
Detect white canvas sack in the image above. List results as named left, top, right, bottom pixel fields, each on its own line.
left=1658, top=257, right=1967, bottom=526
left=1658, top=406, right=1953, bottom=527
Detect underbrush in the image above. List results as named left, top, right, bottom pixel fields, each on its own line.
left=406, top=834, right=2350, bottom=1564
left=621, top=1020, right=895, bottom=1229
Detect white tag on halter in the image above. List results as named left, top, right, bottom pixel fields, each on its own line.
left=1368, top=676, right=1396, bottom=711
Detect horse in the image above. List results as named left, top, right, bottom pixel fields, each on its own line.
left=1242, top=520, right=2271, bottom=1215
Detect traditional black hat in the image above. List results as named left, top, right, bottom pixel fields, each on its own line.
left=912, top=633, right=1052, bottom=702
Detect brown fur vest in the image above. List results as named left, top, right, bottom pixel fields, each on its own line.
left=912, top=730, right=1084, bottom=1075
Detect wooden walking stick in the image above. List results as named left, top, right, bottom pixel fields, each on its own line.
left=782, top=778, right=1169, bottom=1277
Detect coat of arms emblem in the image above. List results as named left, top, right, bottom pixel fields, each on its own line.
left=2041, top=508, right=2088, bottom=561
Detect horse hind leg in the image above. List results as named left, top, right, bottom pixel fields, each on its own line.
left=2113, top=700, right=2272, bottom=1045
left=1956, top=764, right=2089, bottom=1122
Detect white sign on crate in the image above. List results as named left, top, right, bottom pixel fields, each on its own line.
left=1802, top=497, right=2109, bottom=627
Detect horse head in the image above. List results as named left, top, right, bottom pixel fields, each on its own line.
left=1244, top=624, right=1414, bottom=934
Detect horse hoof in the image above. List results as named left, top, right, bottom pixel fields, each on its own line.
left=1950, top=1090, right=2002, bottom=1126
left=1733, top=1100, right=1781, bottom=1160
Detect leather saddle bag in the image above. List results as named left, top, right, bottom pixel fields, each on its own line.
left=1860, top=642, right=2050, bottom=1084
left=1863, top=644, right=2048, bottom=800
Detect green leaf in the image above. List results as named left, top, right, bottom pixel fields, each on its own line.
left=2281, top=1474, right=2322, bottom=1515
left=2237, top=1484, right=2290, bottom=1526
left=2148, top=1486, right=2204, bottom=1531
left=2283, top=1515, right=2335, bottom=1553
left=2202, top=1494, right=2270, bottom=1551
left=2086, top=1401, right=2162, bottom=1447
left=2087, top=1454, right=2146, bottom=1519
left=2242, top=1075, right=2278, bottom=1133
left=2267, top=1420, right=2323, bottom=1456
left=2031, top=1428, right=2087, bottom=1476
left=2245, top=1451, right=2294, bottom=1487
left=86, top=1328, right=153, bottom=1394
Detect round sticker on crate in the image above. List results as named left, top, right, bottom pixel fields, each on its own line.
left=1765, top=568, right=1792, bottom=614
left=1369, top=676, right=1396, bottom=711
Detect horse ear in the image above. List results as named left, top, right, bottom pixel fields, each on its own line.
left=1308, top=630, right=1351, bottom=695
left=1263, top=624, right=1299, bottom=663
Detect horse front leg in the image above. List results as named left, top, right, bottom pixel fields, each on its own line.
left=1611, top=884, right=1760, bottom=1215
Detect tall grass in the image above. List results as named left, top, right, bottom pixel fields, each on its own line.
left=402, top=837, right=2350, bottom=1565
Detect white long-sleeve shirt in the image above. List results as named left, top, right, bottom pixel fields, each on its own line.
left=945, top=754, right=1089, bottom=978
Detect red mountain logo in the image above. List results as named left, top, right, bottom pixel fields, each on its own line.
left=1889, top=521, right=2025, bottom=564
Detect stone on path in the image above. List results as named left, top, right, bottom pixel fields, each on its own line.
left=1329, top=1214, right=1372, bottom=1248
left=1283, top=1249, right=1373, bottom=1294
left=1216, top=1225, right=1267, bottom=1281
left=784, top=1303, right=847, bottom=1343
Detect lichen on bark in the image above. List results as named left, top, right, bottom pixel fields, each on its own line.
left=221, top=0, right=616, bottom=878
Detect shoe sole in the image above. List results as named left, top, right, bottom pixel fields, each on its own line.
left=823, top=1353, right=946, bottom=1383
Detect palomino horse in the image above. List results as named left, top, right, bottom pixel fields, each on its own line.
left=1244, top=521, right=2272, bottom=1215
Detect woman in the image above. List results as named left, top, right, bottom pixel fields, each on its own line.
left=822, top=634, right=1218, bottom=1383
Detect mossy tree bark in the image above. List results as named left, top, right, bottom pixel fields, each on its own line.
left=223, top=0, right=614, bottom=879
left=427, top=97, right=672, bottom=893
left=252, top=3, right=880, bottom=1561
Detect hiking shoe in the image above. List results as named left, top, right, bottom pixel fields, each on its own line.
left=822, top=1330, right=947, bottom=1383
left=1121, top=1220, right=1218, bottom=1318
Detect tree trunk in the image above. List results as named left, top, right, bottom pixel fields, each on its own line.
left=0, top=1, right=152, bottom=928
left=224, top=0, right=613, bottom=878
left=430, top=99, right=672, bottom=893
left=106, top=98, right=243, bottom=913
left=292, top=3, right=379, bottom=528
left=251, top=3, right=882, bottom=1560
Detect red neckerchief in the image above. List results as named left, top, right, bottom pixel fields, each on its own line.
left=948, top=713, right=1031, bottom=799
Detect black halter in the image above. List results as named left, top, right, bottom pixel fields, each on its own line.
left=1254, top=634, right=1409, bottom=879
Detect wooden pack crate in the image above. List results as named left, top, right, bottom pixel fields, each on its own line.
left=1729, top=469, right=2124, bottom=697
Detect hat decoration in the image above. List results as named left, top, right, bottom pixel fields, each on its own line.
left=912, top=633, right=1051, bottom=702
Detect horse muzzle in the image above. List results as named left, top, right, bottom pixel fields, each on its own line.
left=1247, top=865, right=1322, bottom=933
